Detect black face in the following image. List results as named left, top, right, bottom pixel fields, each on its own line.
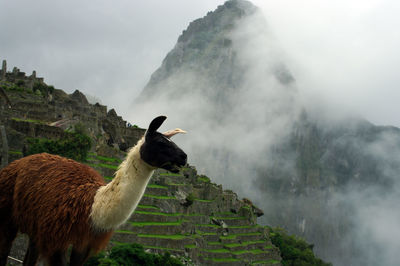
left=140, top=116, right=187, bottom=173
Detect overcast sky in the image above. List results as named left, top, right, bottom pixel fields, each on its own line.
left=1, top=0, right=399, bottom=127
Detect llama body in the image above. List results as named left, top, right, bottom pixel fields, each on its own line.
left=0, top=116, right=187, bottom=266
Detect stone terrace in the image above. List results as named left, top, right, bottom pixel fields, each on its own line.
left=87, top=153, right=282, bottom=266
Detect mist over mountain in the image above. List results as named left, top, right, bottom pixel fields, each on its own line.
left=132, top=1, right=400, bottom=265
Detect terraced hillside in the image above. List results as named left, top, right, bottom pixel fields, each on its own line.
left=86, top=152, right=282, bottom=265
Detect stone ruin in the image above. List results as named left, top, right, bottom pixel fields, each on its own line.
left=0, top=59, right=44, bottom=90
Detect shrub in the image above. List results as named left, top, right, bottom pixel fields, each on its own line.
left=85, top=243, right=183, bottom=266
left=25, top=131, right=91, bottom=162
left=269, top=227, right=332, bottom=266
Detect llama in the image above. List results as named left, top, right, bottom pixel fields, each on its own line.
left=0, top=116, right=187, bottom=266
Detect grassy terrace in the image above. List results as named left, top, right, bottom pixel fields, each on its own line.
left=211, top=216, right=247, bottom=220
left=142, top=194, right=176, bottom=200
left=224, top=240, right=266, bottom=248
left=130, top=220, right=185, bottom=227
left=196, top=224, right=220, bottom=228
left=9, top=150, right=23, bottom=155
left=195, top=199, right=214, bottom=203
left=136, top=204, right=160, bottom=210
left=207, top=241, right=222, bottom=246
left=202, top=248, right=230, bottom=253
left=205, top=257, right=241, bottom=263
left=147, top=184, right=168, bottom=189
left=86, top=162, right=118, bottom=170
left=251, top=259, right=280, bottom=265
left=231, top=249, right=266, bottom=255
left=137, top=234, right=188, bottom=240
left=220, top=232, right=263, bottom=240
left=134, top=210, right=181, bottom=216
left=167, top=182, right=186, bottom=186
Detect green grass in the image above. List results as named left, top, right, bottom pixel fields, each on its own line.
left=231, top=249, right=265, bottom=255
left=211, top=216, right=246, bottom=220
left=196, top=224, right=220, bottom=228
left=197, top=176, right=210, bottom=183
left=147, top=184, right=168, bottom=189
left=214, top=211, right=236, bottom=216
left=98, top=163, right=118, bottom=170
left=228, top=225, right=258, bottom=229
left=86, top=163, right=118, bottom=170
left=104, top=176, right=113, bottom=181
left=8, top=150, right=22, bottom=155
left=251, top=259, right=280, bottom=265
left=220, top=235, right=236, bottom=240
left=143, top=194, right=176, bottom=200
left=134, top=210, right=181, bottom=216
left=201, top=248, right=230, bottom=253
left=184, top=244, right=197, bottom=249
left=136, top=204, right=160, bottom=210
left=167, top=183, right=186, bottom=186
left=195, top=199, right=214, bottom=203
left=220, top=232, right=263, bottom=240
left=95, top=155, right=122, bottom=163
left=137, top=234, right=187, bottom=240
left=207, top=241, right=222, bottom=246
left=11, top=117, right=46, bottom=124
left=206, top=258, right=241, bottom=262
left=130, top=221, right=184, bottom=227
left=115, top=230, right=136, bottom=234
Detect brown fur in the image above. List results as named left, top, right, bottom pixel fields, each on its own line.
left=0, top=153, right=113, bottom=260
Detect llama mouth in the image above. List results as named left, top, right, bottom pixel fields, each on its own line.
left=161, top=162, right=182, bottom=173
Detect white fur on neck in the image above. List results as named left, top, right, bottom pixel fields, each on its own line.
left=90, top=138, right=155, bottom=231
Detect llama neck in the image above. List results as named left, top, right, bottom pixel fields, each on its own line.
left=90, top=138, right=155, bottom=231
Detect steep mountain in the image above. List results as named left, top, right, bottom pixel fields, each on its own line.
left=133, top=1, right=400, bottom=265
left=1, top=61, right=331, bottom=265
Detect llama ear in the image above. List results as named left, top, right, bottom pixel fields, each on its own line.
left=147, top=116, right=167, bottom=135
left=163, top=128, right=187, bottom=138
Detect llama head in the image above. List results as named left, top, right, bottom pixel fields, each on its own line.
left=140, top=116, right=187, bottom=173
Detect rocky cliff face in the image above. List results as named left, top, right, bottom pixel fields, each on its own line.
left=132, top=1, right=400, bottom=265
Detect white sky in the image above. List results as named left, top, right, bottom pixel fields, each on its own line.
left=1, top=0, right=399, bottom=127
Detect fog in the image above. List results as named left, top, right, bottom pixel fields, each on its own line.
left=130, top=4, right=400, bottom=266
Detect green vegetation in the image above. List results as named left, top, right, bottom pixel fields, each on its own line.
left=136, top=204, right=160, bottom=210
left=33, top=82, right=54, bottom=97
left=11, top=117, right=46, bottom=124
left=206, top=257, right=240, bottom=263
left=201, top=248, right=230, bottom=253
left=194, top=198, right=214, bottom=203
left=130, top=221, right=184, bottom=227
left=85, top=243, right=183, bottom=266
left=184, top=193, right=195, bottom=207
left=197, top=175, right=210, bottom=183
left=93, top=155, right=122, bottom=163
left=143, top=194, right=176, bottom=200
left=269, top=227, right=332, bottom=266
left=137, top=234, right=187, bottom=240
left=251, top=259, right=280, bottom=265
left=147, top=184, right=168, bottom=189
left=134, top=210, right=181, bottom=217
left=25, top=130, right=91, bottom=162
left=8, top=150, right=22, bottom=155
